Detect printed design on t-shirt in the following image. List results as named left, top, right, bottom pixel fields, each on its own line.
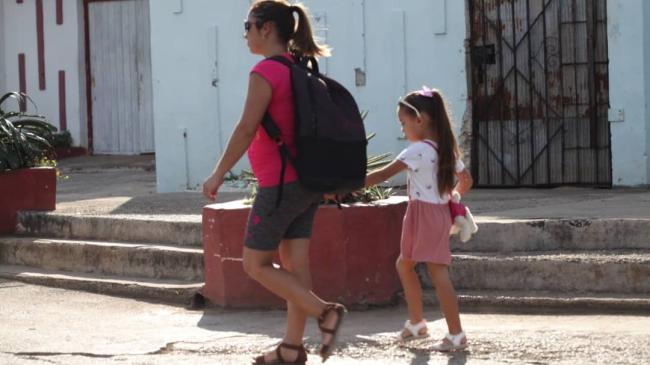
left=252, top=214, right=261, bottom=226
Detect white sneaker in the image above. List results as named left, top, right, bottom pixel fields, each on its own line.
left=431, top=331, right=468, bottom=352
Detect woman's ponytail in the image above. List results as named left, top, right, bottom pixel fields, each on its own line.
left=290, top=4, right=331, bottom=58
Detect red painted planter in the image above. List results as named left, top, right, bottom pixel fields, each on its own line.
left=202, top=197, right=408, bottom=308
left=0, top=167, right=56, bottom=233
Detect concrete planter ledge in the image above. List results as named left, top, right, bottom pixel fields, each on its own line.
left=0, top=167, right=56, bottom=234
left=202, top=197, right=408, bottom=308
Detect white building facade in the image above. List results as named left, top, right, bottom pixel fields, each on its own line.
left=1, top=0, right=85, bottom=146
left=150, top=0, right=468, bottom=192
left=1, top=0, right=649, bottom=188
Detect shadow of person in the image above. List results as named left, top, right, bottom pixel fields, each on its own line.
left=445, top=350, right=468, bottom=365
left=400, top=339, right=469, bottom=365
left=193, top=303, right=447, bottom=352
left=404, top=346, right=431, bottom=365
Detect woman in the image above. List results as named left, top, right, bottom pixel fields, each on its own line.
left=202, top=1, right=345, bottom=363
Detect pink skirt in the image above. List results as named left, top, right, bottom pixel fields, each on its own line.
left=400, top=199, right=452, bottom=265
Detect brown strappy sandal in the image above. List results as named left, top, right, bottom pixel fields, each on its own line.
left=318, top=303, right=347, bottom=362
left=252, top=342, right=308, bottom=365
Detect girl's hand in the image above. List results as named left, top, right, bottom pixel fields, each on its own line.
left=323, top=193, right=338, bottom=202
left=202, top=173, right=224, bottom=201
left=454, top=169, right=473, bottom=196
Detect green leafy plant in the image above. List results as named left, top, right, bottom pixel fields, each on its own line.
left=0, top=92, right=57, bottom=171
left=52, top=130, right=73, bottom=149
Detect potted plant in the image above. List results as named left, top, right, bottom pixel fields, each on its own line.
left=202, top=127, right=408, bottom=308
left=0, top=92, right=59, bottom=233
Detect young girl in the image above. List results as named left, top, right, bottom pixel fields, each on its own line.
left=202, top=1, right=345, bottom=363
left=365, top=86, right=473, bottom=352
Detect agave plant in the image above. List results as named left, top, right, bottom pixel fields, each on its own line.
left=0, top=92, right=57, bottom=171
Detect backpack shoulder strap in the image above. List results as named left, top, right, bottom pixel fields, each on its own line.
left=422, top=140, right=439, bottom=152
left=266, top=54, right=320, bottom=74
left=265, top=55, right=294, bottom=68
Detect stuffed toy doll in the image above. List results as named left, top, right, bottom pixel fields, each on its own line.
left=448, top=191, right=478, bottom=242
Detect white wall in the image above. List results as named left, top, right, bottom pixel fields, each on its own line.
left=2, top=0, right=84, bottom=146
left=0, top=0, right=6, bottom=94
left=151, top=0, right=467, bottom=192
left=150, top=0, right=254, bottom=192
left=608, top=0, right=649, bottom=186
left=645, top=0, right=650, bottom=185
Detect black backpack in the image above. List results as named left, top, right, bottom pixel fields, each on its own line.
left=261, top=55, right=367, bottom=207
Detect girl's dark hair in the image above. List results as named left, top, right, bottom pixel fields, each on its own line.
left=250, top=0, right=330, bottom=58
left=400, top=90, right=461, bottom=196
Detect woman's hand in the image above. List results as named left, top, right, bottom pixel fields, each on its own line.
left=202, top=173, right=225, bottom=201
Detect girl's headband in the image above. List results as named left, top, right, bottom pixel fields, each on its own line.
left=398, top=85, right=436, bottom=117
left=398, top=99, right=421, bottom=117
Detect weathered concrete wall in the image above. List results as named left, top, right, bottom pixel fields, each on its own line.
left=608, top=0, right=649, bottom=186
left=645, top=0, right=650, bottom=185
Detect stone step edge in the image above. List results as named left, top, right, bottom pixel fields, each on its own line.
left=21, top=211, right=650, bottom=224
left=0, top=236, right=204, bottom=253
left=417, top=289, right=650, bottom=313
left=452, top=249, right=650, bottom=263
left=0, top=265, right=203, bottom=305
left=18, top=211, right=203, bottom=223
left=16, top=212, right=203, bottom=247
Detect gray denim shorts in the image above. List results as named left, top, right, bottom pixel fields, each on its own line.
left=244, top=181, right=322, bottom=251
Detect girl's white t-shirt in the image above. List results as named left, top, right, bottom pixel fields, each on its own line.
left=396, top=140, right=465, bottom=204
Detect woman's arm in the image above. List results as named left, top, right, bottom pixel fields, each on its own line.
left=454, top=169, right=473, bottom=196
left=365, top=160, right=407, bottom=188
left=202, top=73, right=272, bottom=200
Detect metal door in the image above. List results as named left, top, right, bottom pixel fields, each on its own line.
left=469, top=0, right=611, bottom=186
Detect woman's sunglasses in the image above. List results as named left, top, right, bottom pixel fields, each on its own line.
left=244, top=20, right=262, bottom=32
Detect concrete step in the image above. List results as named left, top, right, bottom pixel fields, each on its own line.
left=437, top=250, right=650, bottom=294
left=16, top=212, right=202, bottom=246
left=0, top=236, right=203, bottom=281
left=454, top=218, right=650, bottom=252
left=18, top=212, right=650, bottom=252
left=420, top=289, right=650, bottom=313
left=0, top=264, right=202, bottom=305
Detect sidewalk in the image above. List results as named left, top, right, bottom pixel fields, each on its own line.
left=54, top=155, right=650, bottom=220
left=2, top=280, right=649, bottom=365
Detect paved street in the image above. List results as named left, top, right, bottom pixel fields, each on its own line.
left=1, top=280, right=649, bottom=365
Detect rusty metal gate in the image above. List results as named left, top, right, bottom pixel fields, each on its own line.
left=469, top=0, right=611, bottom=187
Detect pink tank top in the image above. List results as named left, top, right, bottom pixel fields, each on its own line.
left=247, top=53, right=299, bottom=187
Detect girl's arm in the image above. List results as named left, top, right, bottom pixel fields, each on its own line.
left=202, top=73, right=272, bottom=200
left=454, top=169, right=473, bottom=196
left=365, top=160, right=407, bottom=188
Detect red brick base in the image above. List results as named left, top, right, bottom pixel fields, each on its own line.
left=202, top=197, right=408, bottom=308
